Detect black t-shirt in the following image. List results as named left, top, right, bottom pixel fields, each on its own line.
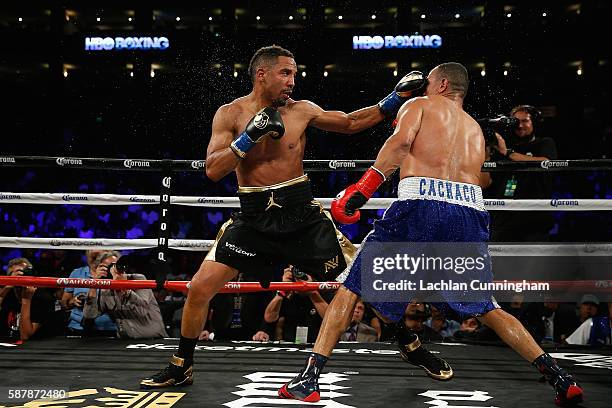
left=0, top=288, right=64, bottom=340
left=280, top=292, right=333, bottom=343
left=487, top=136, right=558, bottom=241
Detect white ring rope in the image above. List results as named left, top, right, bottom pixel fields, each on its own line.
left=0, top=237, right=610, bottom=256
left=1, top=192, right=610, bottom=211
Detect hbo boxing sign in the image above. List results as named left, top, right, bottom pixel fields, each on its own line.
left=85, top=36, right=170, bottom=51
left=353, top=34, right=442, bottom=50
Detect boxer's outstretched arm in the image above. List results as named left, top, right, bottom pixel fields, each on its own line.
left=304, top=101, right=385, bottom=134
left=373, top=100, right=424, bottom=177
left=205, top=104, right=241, bottom=182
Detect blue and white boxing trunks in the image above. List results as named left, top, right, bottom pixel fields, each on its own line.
left=340, top=176, right=499, bottom=322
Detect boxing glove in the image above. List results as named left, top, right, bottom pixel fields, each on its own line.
left=230, top=107, right=285, bottom=158
left=378, top=71, right=428, bottom=117
left=331, top=167, right=385, bottom=224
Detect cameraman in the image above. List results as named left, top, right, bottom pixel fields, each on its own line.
left=83, top=252, right=167, bottom=339
left=486, top=105, right=558, bottom=241
left=263, top=266, right=331, bottom=343
left=0, top=258, right=64, bottom=340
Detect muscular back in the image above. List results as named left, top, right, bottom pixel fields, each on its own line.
left=399, top=95, right=484, bottom=185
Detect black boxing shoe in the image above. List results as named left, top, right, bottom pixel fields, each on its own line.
left=397, top=324, right=454, bottom=381
left=140, top=355, right=193, bottom=389
left=533, top=353, right=583, bottom=406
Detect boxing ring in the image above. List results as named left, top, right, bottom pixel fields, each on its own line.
left=0, top=155, right=611, bottom=408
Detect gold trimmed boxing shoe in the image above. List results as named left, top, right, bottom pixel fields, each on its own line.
left=140, top=355, right=194, bottom=389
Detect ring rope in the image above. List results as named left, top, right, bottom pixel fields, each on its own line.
left=1, top=192, right=610, bottom=211
left=0, top=237, right=610, bottom=256
left=0, top=276, right=610, bottom=294
left=1, top=155, right=611, bottom=172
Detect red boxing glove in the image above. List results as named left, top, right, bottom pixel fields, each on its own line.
left=331, top=167, right=385, bottom=224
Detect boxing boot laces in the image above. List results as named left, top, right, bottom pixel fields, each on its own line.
left=397, top=323, right=454, bottom=381
left=140, top=355, right=194, bottom=389
left=278, top=352, right=327, bottom=402
left=533, top=353, right=583, bottom=406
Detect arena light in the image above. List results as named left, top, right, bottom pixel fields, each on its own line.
left=208, top=16, right=213, bottom=21
left=338, top=15, right=343, bottom=20
left=480, top=69, right=486, bottom=77
left=289, top=15, right=294, bottom=20
left=454, top=13, right=460, bottom=19
left=128, top=17, right=132, bottom=22
left=175, top=16, right=181, bottom=22
left=542, top=12, right=547, bottom=17
left=506, top=13, right=512, bottom=18
left=63, top=69, right=68, bottom=78
left=302, top=71, right=306, bottom=77
left=150, top=69, right=155, bottom=78
left=96, top=17, right=101, bottom=22
left=393, top=69, right=398, bottom=77
left=233, top=71, right=238, bottom=78
left=421, top=14, right=426, bottom=19
left=130, top=71, right=134, bottom=77
left=371, top=14, right=376, bottom=20
left=503, top=70, right=508, bottom=76
left=577, top=68, right=582, bottom=76
left=256, top=16, right=260, bottom=21
left=18, top=17, right=23, bottom=22
left=323, top=71, right=328, bottom=77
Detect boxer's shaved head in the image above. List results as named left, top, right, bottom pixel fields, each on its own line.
left=249, top=45, right=295, bottom=84
left=429, top=62, right=469, bottom=98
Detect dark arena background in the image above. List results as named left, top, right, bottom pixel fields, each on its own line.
left=0, top=1, right=611, bottom=408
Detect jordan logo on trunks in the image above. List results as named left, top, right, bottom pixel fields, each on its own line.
left=324, top=256, right=339, bottom=272
left=265, top=192, right=283, bottom=211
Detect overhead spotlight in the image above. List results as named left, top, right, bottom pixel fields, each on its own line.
left=63, top=70, right=68, bottom=78
left=289, top=15, right=294, bottom=20
left=96, top=17, right=101, bottom=22
left=480, top=69, right=486, bottom=77
left=128, top=17, right=132, bottom=22
left=233, top=71, right=238, bottom=78
left=542, top=12, right=547, bottom=17
left=302, top=71, right=306, bottom=78
left=323, top=71, right=328, bottom=77
left=503, top=70, right=508, bottom=76
left=506, top=13, right=512, bottom=18
left=421, top=14, right=426, bottom=19
left=217, top=71, right=221, bottom=76
left=208, top=16, right=213, bottom=21
left=577, top=68, right=582, bottom=76
left=150, top=69, right=155, bottom=78
left=393, top=69, right=398, bottom=77
left=454, top=13, right=460, bottom=19
left=256, top=16, right=260, bottom=21
left=130, top=71, right=134, bottom=77
left=338, top=15, right=343, bottom=20
left=371, top=14, right=376, bottom=20
left=18, top=17, right=23, bottom=22
left=175, top=16, right=181, bottom=22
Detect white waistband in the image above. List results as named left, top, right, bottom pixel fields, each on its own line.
left=397, top=177, right=485, bottom=211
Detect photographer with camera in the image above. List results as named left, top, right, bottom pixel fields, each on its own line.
left=482, top=105, right=558, bottom=241
left=83, top=252, right=167, bottom=339
left=0, top=258, right=64, bottom=341
left=263, top=266, right=332, bottom=343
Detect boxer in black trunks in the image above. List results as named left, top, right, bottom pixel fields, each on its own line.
left=140, top=45, right=431, bottom=388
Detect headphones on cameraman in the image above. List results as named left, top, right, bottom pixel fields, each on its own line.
left=510, top=104, right=543, bottom=125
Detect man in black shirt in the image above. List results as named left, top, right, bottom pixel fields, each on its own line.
left=486, top=105, right=558, bottom=241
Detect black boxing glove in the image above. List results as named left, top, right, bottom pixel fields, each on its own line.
left=378, top=71, right=428, bottom=117
left=230, top=107, right=285, bottom=158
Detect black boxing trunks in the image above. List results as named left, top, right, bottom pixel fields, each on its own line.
left=205, top=175, right=355, bottom=282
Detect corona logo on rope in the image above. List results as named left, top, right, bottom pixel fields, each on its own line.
left=0, top=193, right=21, bottom=200
left=123, top=159, right=151, bottom=168
left=191, top=160, right=206, bottom=169
left=540, top=160, right=569, bottom=169
left=328, top=160, right=356, bottom=169
left=483, top=162, right=497, bottom=168
left=56, top=157, right=83, bottom=166
left=129, top=196, right=157, bottom=203
left=62, top=195, right=88, bottom=202
left=550, top=199, right=579, bottom=207
left=484, top=200, right=506, bottom=206
left=0, top=157, right=16, bottom=163
left=198, top=198, right=224, bottom=204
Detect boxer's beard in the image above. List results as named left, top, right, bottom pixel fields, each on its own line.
left=272, top=97, right=287, bottom=108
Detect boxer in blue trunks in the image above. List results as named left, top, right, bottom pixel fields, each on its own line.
left=280, top=62, right=583, bottom=407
